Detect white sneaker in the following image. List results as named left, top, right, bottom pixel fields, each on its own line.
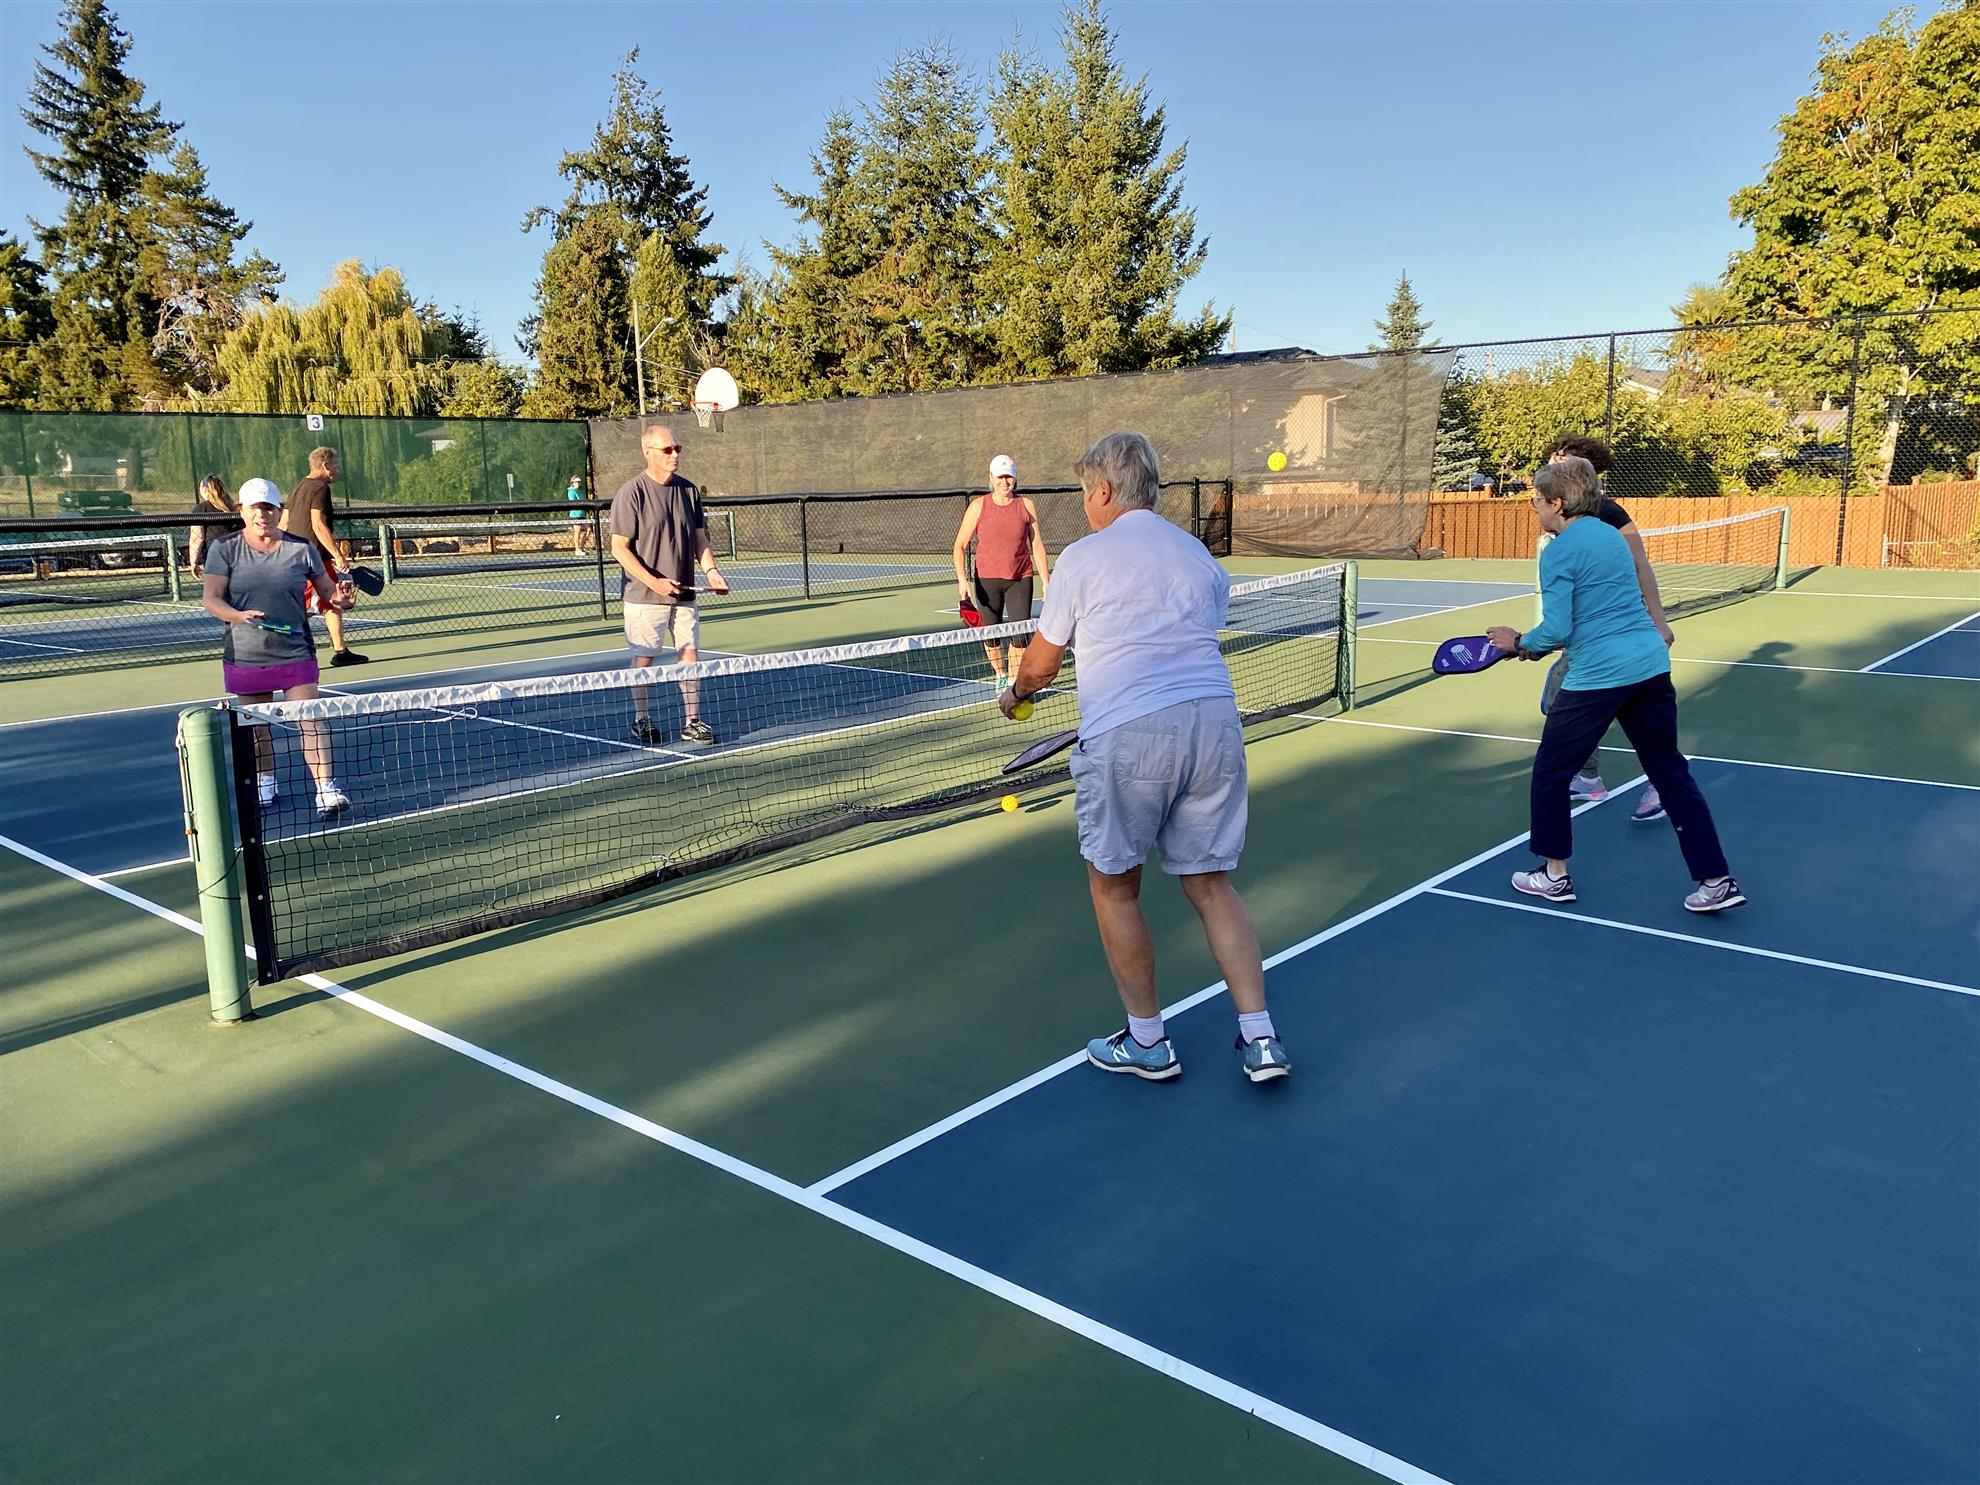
left=1684, top=877, right=1746, bottom=913
left=256, top=774, right=279, bottom=806
left=1511, top=866, right=1576, bottom=903
left=314, top=783, right=350, bottom=819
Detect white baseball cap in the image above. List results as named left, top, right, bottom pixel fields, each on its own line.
left=989, top=455, right=1016, bottom=479
left=238, top=478, right=283, bottom=508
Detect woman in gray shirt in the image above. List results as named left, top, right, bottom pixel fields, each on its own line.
left=200, top=478, right=356, bottom=819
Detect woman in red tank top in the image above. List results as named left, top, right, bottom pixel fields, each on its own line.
left=952, top=454, right=1051, bottom=687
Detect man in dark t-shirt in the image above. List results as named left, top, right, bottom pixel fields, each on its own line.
left=610, top=424, right=730, bottom=745
left=282, top=445, right=368, bottom=667
left=1538, top=435, right=1671, bottom=822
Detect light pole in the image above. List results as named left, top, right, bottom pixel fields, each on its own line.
left=629, top=296, right=679, bottom=419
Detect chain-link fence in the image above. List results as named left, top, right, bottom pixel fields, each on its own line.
left=0, top=411, right=591, bottom=520
left=1431, top=306, right=1980, bottom=566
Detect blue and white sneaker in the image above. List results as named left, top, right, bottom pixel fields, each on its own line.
left=1087, top=1028, right=1181, bottom=1081
left=1238, top=1036, right=1292, bottom=1083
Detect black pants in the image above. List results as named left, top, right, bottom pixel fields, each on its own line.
left=973, top=574, right=1034, bottom=628
left=1531, top=673, right=1729, bottom=880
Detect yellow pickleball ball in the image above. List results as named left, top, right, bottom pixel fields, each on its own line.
left=1267, top=450, right=1288, bottom=472
left=1001, top=795, right=1019, bottom=813
left=1011, top=698, right=1033, bottom=720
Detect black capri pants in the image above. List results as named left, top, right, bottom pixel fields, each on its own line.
left=973, top=574, right=1035, bottom=633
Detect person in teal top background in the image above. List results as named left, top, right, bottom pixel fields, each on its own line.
left=1486, top=456, right=1744, bottom=914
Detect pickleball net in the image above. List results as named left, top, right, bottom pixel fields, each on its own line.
left=207, top=563, right=1355, bottom=980
left=1638, top=506, right=1789, bottom=617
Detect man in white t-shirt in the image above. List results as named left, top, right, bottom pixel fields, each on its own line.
left=999, top=431, right=1290, bottom=1084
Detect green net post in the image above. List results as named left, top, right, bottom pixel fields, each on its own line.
left=164, top=531, right=182, bottom=602
left=1774, top=505, right=1791, bottom=590
left=176, top=705, right=254, bottom=1024
left=1339, top=560, right=1358, bottom=711
left=378, top=521, right=396, bottom=582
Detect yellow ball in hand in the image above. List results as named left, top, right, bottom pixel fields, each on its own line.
left=1001, top=795, right=1020, bottom=813
left=1267, top=450, right=1288, bottom=472
left=1011, top=697, right=1033, bottom=721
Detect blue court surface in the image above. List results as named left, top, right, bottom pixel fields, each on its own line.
left=1863, top=610, right=1980, bottom=679
left=824, top=761, right=1980, bottom=1485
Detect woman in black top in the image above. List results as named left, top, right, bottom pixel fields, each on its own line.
left=187, top=475, right=241, bottom=575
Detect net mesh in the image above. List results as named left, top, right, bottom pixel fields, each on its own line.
left=231, top=564, right=1353, bottom=980
left=1637, top=506, right=1786, bottom=616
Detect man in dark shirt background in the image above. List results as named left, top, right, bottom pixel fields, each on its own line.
left=283, top=445, right=368, bottom=667
left=611, top=424, right=729, bottom=744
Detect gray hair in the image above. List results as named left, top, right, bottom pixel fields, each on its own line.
left=1532, top=455, right=1601, bottom=517
left=1074, top=431, right=1161, bottom=510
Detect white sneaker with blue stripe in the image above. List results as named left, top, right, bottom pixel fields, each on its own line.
left=1087, top=1028, right=1181, bottom=1080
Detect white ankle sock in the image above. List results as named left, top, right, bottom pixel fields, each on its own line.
left=1238, top=1010, right=1276, bottom=1044
left=1127, top=1014, right=1166, bottom=1048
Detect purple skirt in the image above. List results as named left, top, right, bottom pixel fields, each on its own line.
left=223, top=657, right=320, bottom=696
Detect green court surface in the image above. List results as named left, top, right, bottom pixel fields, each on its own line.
left=3, top=558, right=1976, bottom=1483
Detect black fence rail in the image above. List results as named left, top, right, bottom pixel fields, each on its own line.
left=0, top=480, right=1233, bottom=680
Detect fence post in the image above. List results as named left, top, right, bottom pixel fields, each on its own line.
left=15, top=414, right=32, bottom=517
left=593, top=506, right=608, bottom=617
left=1190, top=477, right=1202, bottom=545
left=1835, top=317, right=1866, bottom=566
left=1603, top=333, right=1617, bottom=443
left=800, top=498, right=812, bottom=600
left=176, top=706, right=253, bottom=1024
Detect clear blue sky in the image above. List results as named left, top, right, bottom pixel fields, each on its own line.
left=0, top=0, right=1903, bottom=362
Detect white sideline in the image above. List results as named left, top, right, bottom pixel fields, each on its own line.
left=0, top=828, right=1452, bottom=1485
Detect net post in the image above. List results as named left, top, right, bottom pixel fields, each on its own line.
left=1775, top=505, right=1791, bottom=590
left=164, top=531, right=182, bottom=602
left=800, top=498, right=812, bottom=600
left=377, top=521, right=396, bottom=583
left=176, top=705, right=253, bottom=1024
left=1339, top=561, right=1359, bottom=711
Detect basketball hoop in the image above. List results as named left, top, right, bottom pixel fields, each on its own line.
left=690, top=367, right=739, bottom=435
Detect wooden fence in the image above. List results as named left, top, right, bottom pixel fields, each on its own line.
left=1418, top=481, right=1980, bottom=570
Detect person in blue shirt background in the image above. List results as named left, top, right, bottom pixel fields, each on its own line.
left=1486, top=456, right=1745, bottom=913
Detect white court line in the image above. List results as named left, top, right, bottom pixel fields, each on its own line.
left=1861, top=610, right=1980, bottom=673
left=0, top=634, right=89, bottom=654
left=1777, top=589, right=1980, bottom=603
left=1358, top=634, right=1977, bottom=680
left=1300, top=714, right=1980, bottom=793
left=0, top=645, right=677, bottom=730
left=0, top=829, right=1452, bottom=1485
left=99, top=856, right=187, bottom=880
left=810, top=794, right=1614, bottom=1198
left=1427, top=887, right=1980, bottom=1001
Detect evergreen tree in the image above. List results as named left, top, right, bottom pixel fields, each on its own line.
left=520, top=212, right=631, bottom=419
left=0, top=233, right=56, bottom=405
left=1373, top=272, right=1433, bottom=351
left=1431, top=371, right=1483, bottom=490
left=747, top=111, right=873, bottom=401
left=846, top=40, right=992, bottom=393
left=984, top=0, right=1226, bottom=377
left=20, top=0, right=177, bottom=408
left=521, top=50, right=727, bottom=413
left=215, top=260, right=442, bottom=416
left=138, top=141, right=283, bottom=398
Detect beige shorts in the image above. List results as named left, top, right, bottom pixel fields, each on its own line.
left=624, top=601, right=700, bottom=657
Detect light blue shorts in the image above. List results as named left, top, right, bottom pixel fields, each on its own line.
left=1069, top=696, right=1247, bottom=876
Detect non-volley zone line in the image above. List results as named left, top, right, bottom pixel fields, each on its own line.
left=1861, top=610, right=1980, bottom=674
left=0, top=828, right=1452, bottom=1485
